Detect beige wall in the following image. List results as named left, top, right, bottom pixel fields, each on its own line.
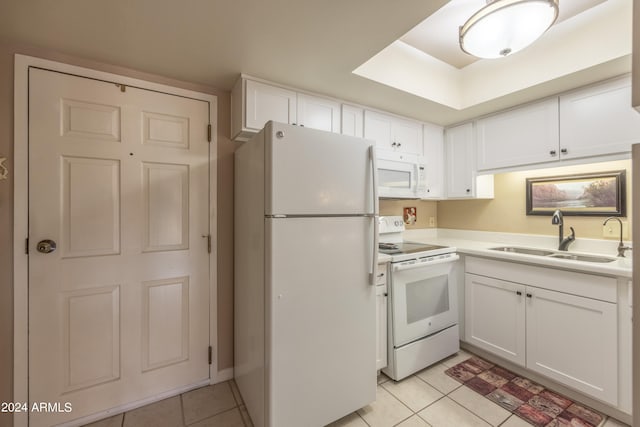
left=0, top=43, right=236, bottom=426
left=633, top=0, right=640, bottom=108
left=438, top=159, right=633, bottom=239
left=380, top=200, right=438, bottom=230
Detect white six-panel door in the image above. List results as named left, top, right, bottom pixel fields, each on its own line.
left=28, top=68, right=211, bottom=426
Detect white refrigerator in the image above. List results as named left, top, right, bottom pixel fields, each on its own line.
left=234, top=121, right=378, bottom=427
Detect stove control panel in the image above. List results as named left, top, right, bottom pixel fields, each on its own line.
left=379, top=216, right=405, bottom=234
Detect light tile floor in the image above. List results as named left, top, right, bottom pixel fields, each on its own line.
left=83, top=380, right=252, bottom=427
left=328, top=350, right=630, bottom=427
left=83, top=350, right=630, bottom=427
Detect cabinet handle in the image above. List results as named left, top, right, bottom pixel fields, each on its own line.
left=526, top=293, right=533, bottom=298
left=466, top=189, right=471, bottom=193
left=560, top=148, right=567, bottom=154
left=516, top=291, right=522, bottom=296
left=384, top=293, right=388, bottom=297
left=397, top=143, right=402, bottom=148
left=426, top=189, right=430, bottom=193
left=549, top=150, right=557, bottom=156
left=377, top=273, right=384, bottom=278
left=391, top=142, right=397, bottom=147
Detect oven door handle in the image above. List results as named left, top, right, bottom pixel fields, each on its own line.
left=393, top=254, right=460, bottom=272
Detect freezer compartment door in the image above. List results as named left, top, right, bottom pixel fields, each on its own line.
left=266, top=217, right=376, bottom=427
left=265, top=121, right=377, bottom=216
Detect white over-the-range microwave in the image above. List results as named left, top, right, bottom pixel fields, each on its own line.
left=377, top=151, right=426, bottom=199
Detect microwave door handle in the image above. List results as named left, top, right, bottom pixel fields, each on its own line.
left=392, top=255, right=460, bottom=272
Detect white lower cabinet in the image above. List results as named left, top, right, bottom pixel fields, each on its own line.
left=376, top=262, right=388, bottom=371
left=464, top=257, right=620, bottom=407
left=526, top=287, right=617, bottom=405
left=465, top=274, right=526, bottom=366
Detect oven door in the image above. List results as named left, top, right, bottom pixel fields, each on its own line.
left=390, top=255, right=459, bottom=347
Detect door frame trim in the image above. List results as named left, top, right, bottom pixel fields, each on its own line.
left=13, top=54, right=219, bottom=427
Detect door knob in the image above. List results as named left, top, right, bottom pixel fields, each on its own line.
left=37, top=239, right=57, bottom=254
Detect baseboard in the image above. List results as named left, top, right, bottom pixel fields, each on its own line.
left=215, top=367, right=234, bottom=383
left=57, top=379, right=210, bottom=427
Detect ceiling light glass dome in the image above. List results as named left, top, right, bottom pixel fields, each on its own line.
left=459, top=0, right=559, bottom=59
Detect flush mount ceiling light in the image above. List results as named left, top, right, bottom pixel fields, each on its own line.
left=459, top=0, right=559, bottom=59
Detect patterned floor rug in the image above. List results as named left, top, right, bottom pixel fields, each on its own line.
left=445, top=356, right=604, bottom=427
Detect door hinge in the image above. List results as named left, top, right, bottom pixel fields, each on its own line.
left=207, top=234, right=211, bottom=253
left=25, top=238, right=29, bottom=254
left=208, top=345, right=213, bottom=365
left=115, top=83, right=126, bottom=92
left=207, top=124, right=212, bottom=142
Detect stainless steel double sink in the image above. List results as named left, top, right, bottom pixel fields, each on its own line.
left=490, top=246, right=617, bottom=263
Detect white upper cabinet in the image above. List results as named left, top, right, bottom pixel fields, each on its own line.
left=472, top=75, right=640, bottom=172
left=296, top=93, right=341, bottom=133
left=445, top=123, right=494, bottom=199
left=445, top=123, right=475, bottom=198
left=341, top=104, right=364, bottom=138
left=232, top=77, right=340, bottom=141
left=364, top=110, right=423, bottom=155
left=245, top=79, right=297, bottom=131
left=422, top=122, right=444, bottom=199
left=476, top=98, right=559, bottom=171
left=560, top=77, right=640, bottom=160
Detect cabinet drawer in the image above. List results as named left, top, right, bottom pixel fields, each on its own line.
left=465, top=257, right=616, bottom=302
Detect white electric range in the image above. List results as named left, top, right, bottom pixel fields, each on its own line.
left=378, top=216, right=460, bottom=381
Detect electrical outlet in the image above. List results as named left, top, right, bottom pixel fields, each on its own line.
left=603, top=220, right=627, bottom=239
left=428, top=217, right=435, bottom=227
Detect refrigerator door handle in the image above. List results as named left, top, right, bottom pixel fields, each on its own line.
left=370, top=144, right=379, bottom=286
left=370, top=145, right=378, bottom=215
left=371, top=215, right=379, bottom=286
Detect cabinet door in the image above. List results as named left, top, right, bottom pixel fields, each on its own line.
left=364, top=111, right=422, bottom=155
left=477, top=98, right=559, bottom=170
left=445, top=123, right=475, bottom=198
left=560, top=77, right=640, bottom=159
left=526, top=287, right=618, bottom=405
left=376, top=284, right=388, bottom=371
left=297, top=93, right=340, bottom=133
left=422, top=122, right=444, bottom=199
left=392, top=118, right=423, bottom=155
left=465, top=273, right=526, bottom=366
left=245, top=80, right=297, bottom=130
left=341, top=104, right=364, bottom=138
left=364, top=110, right=394, bottom=152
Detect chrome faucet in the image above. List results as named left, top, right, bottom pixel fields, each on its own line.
left=602, top=217, right=631, bottom=257
left=551, top=210, right=575, bottom=251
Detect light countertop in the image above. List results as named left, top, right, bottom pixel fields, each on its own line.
left=383, top=228, right=632, bottom=279
left=377, top=253, right=392, bottom=263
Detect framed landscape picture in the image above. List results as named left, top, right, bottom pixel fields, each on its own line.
left=526, top=170, right=626, bottom=216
